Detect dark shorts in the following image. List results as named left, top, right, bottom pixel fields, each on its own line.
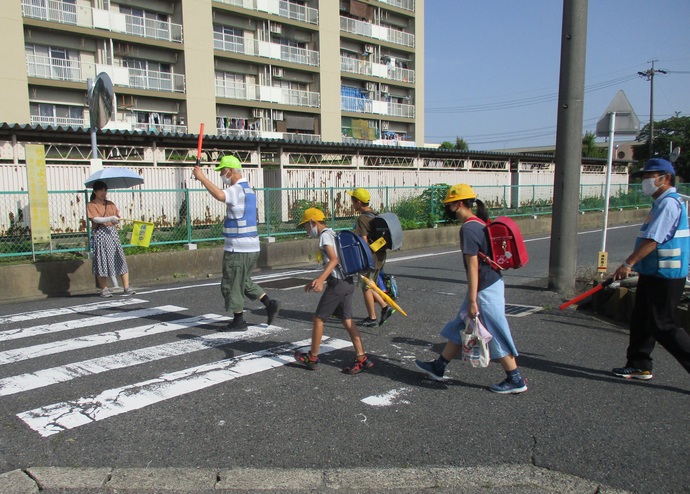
left=315, top=277, right=355, bottom=321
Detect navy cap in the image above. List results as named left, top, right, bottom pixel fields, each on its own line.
left=633, top=158, right=675, bottom=178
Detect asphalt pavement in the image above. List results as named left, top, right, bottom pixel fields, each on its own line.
left=0, top=224, right=688, bottom=493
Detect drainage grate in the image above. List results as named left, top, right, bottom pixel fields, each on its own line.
left=504, top=304, right=543, bottom=317
left=261, top=278, right=311, bottom=290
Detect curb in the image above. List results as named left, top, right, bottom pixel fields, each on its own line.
left=0, top=465, right=632, bottom=493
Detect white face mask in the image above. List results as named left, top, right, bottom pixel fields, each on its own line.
left=221, top=171, right=232, bottom=186
left=308, top=222, right=319, bottom=238
left=641, top=177, right=660, bottom=197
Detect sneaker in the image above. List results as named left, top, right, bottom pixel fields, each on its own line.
left=414, top=359, right=446, bottom=381
left=266, top=300, right=280, bottom=325
left=490, top=378, right=528, bottom=394
left=612, top=367, right=653, bottom=380
left=342, top=356, right=374, bottom=375
left=100, top=288, right=113, bottom=298
left=294, top=351, right=319, bottom=370
left=223, top=319, right=248, bottom=331
left=379, top=306, right=396, bottom=327
left=359, top=317, right=377, bottom=328
left=122, top=287, right=137, bottom=296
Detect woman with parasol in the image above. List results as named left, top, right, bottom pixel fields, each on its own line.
left=86, top=180, right=136, bottom=297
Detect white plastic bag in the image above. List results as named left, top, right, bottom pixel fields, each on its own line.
left=461, top=314, right=492, bottom=368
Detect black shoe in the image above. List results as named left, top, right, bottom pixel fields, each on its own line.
left=266, top=300, right=281, bottom=325
left=359, top=317, right=377, bottom=327
left=379, top=306, right=396, bottom=327
left=224, top=319, right=248, bottom=331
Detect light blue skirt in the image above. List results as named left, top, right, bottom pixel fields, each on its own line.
left=439, top=279, right=519, bottom=359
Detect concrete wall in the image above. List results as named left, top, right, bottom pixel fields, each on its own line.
left=0, top=209, right=648, bottom=303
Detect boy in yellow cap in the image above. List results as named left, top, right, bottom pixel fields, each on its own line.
left=347, top=188, right=395, bottom=327
left=193, top=155, right=280, bottom=330
left=294, top=207, right=374, bottom=375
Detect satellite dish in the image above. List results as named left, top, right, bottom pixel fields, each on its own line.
left=88, top=72, right=113, bottom=130
left=670, top=146, right=681, bottom=163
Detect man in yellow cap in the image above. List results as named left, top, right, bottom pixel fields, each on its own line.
left=193, top=155, right=280, bottom=330
left=294, top=207, right=374, bottom=375
left=348, top=188, right=395, bottom=327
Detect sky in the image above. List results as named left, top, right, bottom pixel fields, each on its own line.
left=424, top=0, right=690, bottom=151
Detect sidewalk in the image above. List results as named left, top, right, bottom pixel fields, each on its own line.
left=0, top=464, right=631, bottom=493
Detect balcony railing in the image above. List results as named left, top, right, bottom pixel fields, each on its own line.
left=215, top=0, right=319, bottom=25
left=21, top=0, right=183, bottom=43
left=216, top=128, right=321, bottom=142
left=21, top=0, right=76, bottom=24
left=30, top=115, right=86, bottom=128
left=340, top=16, right=415, bottom=48
left=341, top=95, right=415, bottom=118
left=214, top=35, right=319, bottom=66
left=130, top=122, right=187, bottom=134
left=127, top=68, right=185, bottom=93
left=26, top=55, right=96, bottom=82
left=378, top=0, right=415, bottom=12
left=216, top=82, right=320, bottom=108
left=340, top=56, right=415, bottom=84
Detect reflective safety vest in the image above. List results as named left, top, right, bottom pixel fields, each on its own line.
left=223, top=182, right=258, bottom=238
left=634, top=192, right=690, bottom=278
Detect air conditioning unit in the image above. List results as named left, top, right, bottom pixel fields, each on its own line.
left=380, top=84, right=389, bottom=93
left=365, top=82, right=376, bottom=91
left=363, top=44, right=374, bottom=53
left=273, top=111, right=284, bottom=121
left=272, top=67, right=284, bottom=78
left=270, top=23, right=282, bottom=34
left=381, top=121, right=390, bottom=130
left=252, top=109, right=264, bottom=118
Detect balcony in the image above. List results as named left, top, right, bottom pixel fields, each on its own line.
left=340, top=16, right=415, bottom=48
left=341, top=56, right=415, bottom=84
left=341, top=95, right=415, bottom=118
left=214, top=34, right=319, bottom=66
left=26, top=54, right=95, bottom=82
left=30, top=115, right=86, bottom=128
left=215, top=0, right=319, bottom=25
left=21, top=0, right=183, bottom=43
left=129, top=122, right=187, bottom=133
left=97, top=65, right=185, bottom=93
left=216, top=82, right=320, bottom=108
left=216, top=128, right=321, bottom=142
left=378, top=0, right=415, bottom=12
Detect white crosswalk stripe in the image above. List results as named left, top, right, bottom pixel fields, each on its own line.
left=0, top=300, right=352, bottom=437
left=0, top=298, right=147, bottom=325
left=0, top=304, right=182, bottom=342
left=18, top=337, right=350, bottom=437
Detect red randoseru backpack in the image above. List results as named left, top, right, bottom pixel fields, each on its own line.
left=465, top=216, right=529, bottom=271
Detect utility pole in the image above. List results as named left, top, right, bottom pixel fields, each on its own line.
left=638, top=60, right=667, bottom=158
left=548, top=0, right=588, bottom=296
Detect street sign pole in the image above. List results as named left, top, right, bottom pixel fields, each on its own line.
left=601, top=111, right=616, bottom=256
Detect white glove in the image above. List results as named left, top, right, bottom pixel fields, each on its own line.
left=109, top=216, right=119, bottom=224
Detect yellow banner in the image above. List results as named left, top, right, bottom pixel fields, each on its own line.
left=26, top=144, right=51, bottom=244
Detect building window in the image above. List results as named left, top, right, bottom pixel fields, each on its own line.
left=119, top=6, right=170, bottom=40
left=213, top=25, right=244, bottom=53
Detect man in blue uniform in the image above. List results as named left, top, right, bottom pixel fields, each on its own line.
left=193, top=156, right=280, bottom=330
left=612, top=158, right=690, bottom=380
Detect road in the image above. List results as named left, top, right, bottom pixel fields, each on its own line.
left=0, top=223, right=688, bottom=493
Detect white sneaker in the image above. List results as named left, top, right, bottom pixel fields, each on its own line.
left=122, top=287, right=137, bottom=296
left=100, top=288, right=113, bottom=298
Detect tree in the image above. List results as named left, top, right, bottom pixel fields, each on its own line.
left=439, top=136, right=469, bottom=150
left=632, top=115, right=690, bottom=180
left=582, top=131, right=607, bottom=158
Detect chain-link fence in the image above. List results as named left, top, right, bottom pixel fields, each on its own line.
left=0, top=183, right=665, bottom=259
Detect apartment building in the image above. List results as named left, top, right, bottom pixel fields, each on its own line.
left=1, top=0, right=423, bottom=145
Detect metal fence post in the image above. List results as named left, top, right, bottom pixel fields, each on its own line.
left=185, top=188, right=192, bottom=243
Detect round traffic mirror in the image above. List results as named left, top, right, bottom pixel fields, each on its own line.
left=88, top=72, right=113, bottom=130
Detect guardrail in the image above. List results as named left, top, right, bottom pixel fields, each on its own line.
left=0, top=183, right=662, bottom=259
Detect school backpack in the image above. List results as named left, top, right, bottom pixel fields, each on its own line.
left=335, top=230, right=375, bottom=277
left=364, top=212, right=403, bottom=251
left=466, top=216, right=529, bottom=271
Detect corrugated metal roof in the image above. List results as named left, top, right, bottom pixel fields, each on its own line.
left=0, top=123, right=612, bottom=164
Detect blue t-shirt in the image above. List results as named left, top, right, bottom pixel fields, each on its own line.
left=460, top=219, right=502, bottom=290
